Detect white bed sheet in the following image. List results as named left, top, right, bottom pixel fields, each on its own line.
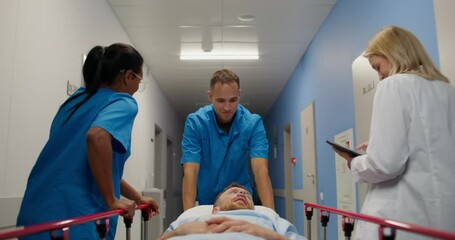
left=167, top=206, right=306, bottom=240
left=177, top=205, right=278, bottom=221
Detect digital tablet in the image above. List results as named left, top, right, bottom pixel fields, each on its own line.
left=326, top=140, right=362, bottom=157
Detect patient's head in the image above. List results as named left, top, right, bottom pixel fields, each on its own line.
left=212, top=183, right=254, bottom=213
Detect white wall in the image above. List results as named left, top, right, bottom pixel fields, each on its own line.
left=434, top=0, right=455, bottom=85
left=0, top=0, right=183, bottom=238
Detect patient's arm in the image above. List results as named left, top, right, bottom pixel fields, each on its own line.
left=207, top=217, right=287, bottom=240
left=159, top=221, right=213, bottom=240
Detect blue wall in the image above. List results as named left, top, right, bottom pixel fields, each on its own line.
left=264, top=0, right=439, bottom=238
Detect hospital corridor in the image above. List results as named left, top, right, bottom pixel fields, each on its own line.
left=1, top=0, right=455, bottom=239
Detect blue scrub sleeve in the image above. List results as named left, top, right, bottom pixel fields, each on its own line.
left=91, top=98, right=138, bottom=153
left=249, top=119, right=269, bottom=159
left=181, top=116, right=202, bottom=164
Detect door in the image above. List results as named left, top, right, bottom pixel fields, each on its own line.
left=154, top=125, right=163, bottom=188
left=164, top=137, right=182, bottom=228
left=352, top=55, right=378, bottom=208
left=301, top=101, right=318, bottom=240
left=283, top=124, right=294, bottom=223
left=334, top=129, right=357, bottom=240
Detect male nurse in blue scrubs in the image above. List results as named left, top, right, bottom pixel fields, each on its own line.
left=181, top=69, right=275, bottom=211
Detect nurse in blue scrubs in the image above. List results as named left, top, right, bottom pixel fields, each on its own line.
left=181, top=69, right=275, bottom=211
left=16, top=43, right=159, bottom=239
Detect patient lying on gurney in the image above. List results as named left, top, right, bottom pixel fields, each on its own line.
left=160, top=183, right=306, bottom=240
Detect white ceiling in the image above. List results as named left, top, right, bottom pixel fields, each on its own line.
left=108, top=0, right=336, bottom=119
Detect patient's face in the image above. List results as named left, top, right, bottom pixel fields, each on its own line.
left=215, top=187, right=254, bottom=211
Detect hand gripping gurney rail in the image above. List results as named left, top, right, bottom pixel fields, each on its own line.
left=0, top=203, right=153, bottom=240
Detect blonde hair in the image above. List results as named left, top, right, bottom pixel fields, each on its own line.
left=363, top=25, right=449, bottom=83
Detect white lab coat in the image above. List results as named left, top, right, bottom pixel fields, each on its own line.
left=350, top=74, right=455, bottom=240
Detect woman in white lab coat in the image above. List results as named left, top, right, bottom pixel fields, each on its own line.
left=333, top=25, right=455, bottom=239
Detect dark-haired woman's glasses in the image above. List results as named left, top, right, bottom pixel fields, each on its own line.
left=131, top=71, right=143, bottom=82
left=131, top=71, right=147, bottom=92
left=120, top=70, right=146, bottom=92
left=119, top=69, right=142, bottom=80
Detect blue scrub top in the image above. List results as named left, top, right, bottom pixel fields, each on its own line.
left=17, top=88, right=138, bottom=240
left=181, top=104, right=268, bottom=204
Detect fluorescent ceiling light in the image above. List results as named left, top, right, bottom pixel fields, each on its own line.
left=180, top=54, right=259, bottom=60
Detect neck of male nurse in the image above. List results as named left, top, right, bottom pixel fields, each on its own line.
left=216, top=114, right=234, bottom=133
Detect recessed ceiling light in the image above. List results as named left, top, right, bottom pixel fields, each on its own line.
left=238, top=14, right=255, bottom=22
left=180, top=54, right=259, bottom=60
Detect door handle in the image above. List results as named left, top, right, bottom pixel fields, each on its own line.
left=306, top=174, right=315, bottom=184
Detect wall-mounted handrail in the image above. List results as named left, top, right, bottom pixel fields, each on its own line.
left=0, top=203, right=151, bottom=239
left=304, top=202, right=455, bottom=239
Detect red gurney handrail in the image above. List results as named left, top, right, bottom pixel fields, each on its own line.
left=0, top=203, right=151, bottom=239
left=304, top=202, right=455, bottom=239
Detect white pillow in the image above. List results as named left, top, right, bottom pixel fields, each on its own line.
left=176, top=205, right=278, bottom=221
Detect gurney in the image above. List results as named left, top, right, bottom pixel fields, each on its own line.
left=0, top=204, right=153, bottom=240
left=161, top=205, right=305, bottom=240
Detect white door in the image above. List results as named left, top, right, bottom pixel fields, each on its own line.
left=334, top=129, right=357, bottom=240
left=284, top=124, right=294, bottom=223
left=301, top=102, right=318, bottom=240
left=352, top=55, right=378, bottom=208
